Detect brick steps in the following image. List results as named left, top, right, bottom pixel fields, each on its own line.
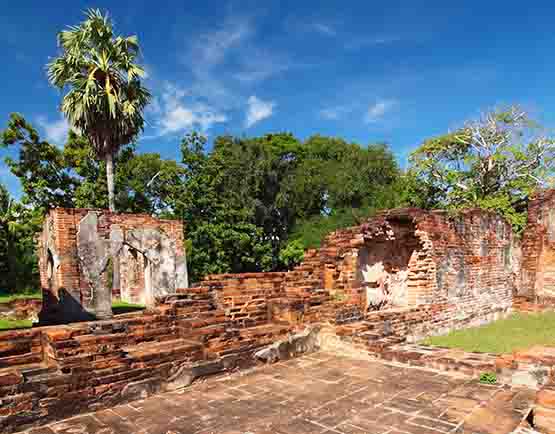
left=121, top=338, right=204, bottom=367
left=0, top=351, right=43, bottom=369
left=203, top=322, right=291, bottom=358
left=237, top=323, right=291, bottom=339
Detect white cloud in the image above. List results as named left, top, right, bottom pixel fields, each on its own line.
left=161, top=104, right=227, bottom=134
left=245, top=96, right=275, bottom=128
left=156, top=84, right=228, bottom=135
left=37, top=116, right=70, bottom=145
left=146, top=14, right=294, bottom=137
left=365, top=99, right=398, bottom=123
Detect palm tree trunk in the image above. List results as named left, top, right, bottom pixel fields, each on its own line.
left=105, top=151, right=119, bottom=311
left=105, top=153, right=116, bottom=212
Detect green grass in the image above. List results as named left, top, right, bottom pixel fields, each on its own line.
left=421, top=312, right=555, bottom=354
left=0, top=291, right=41, bottom=304
left=0, top=318, right=33, bottom=330
left=112, top=300, right=145, bottom=315
left=0, top=299, right=145, bottom=331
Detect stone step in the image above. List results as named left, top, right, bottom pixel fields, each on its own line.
left=236, top=323, right=291, bottom=339
left=355, top=331, right=387, bottom=342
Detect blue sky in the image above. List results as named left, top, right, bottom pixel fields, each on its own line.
left=2, top=1, right=555, bottom=197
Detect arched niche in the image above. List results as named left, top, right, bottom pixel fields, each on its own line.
left=355, top=218, right=422, bottom=310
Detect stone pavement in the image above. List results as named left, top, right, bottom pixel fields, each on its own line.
left=23, top=353, right=536, bottom=434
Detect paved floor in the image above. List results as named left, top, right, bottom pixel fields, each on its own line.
left=25, top=353, right=535, bottom=434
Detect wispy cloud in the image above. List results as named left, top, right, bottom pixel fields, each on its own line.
left=145, top=13, right=293, bottom=137
left=285, top=16, right=339, bottom=37
left=37, top=116, right=70, bottom=145
left=245, top=96, right=275, bottom=128
left=365, top=99, right=398, bottom=123
left=345, top=35, right=402, bottom=50
left=233, top=48, right=291, bottom=83
left=312, top=22, right=337, bottom=36
left=184, top=15, right=252, bottom=108
left=191, top=15, right=252, bottom=69
left=319, top=105, right=352, bottom=120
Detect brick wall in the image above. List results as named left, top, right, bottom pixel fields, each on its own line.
left=281, top=208, right=515, bottom=315
left=521, top=189, right=555, bottom=300
left=199, top=272, right=287, bottom=327
left=37, top=208, right=186, bottom=322
left=0, top=291, right=291, bottom=433
left=3, top=205, right=523, bottom=432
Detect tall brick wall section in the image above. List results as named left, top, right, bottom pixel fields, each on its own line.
left=521, top=189, right=555, bottom=301
left=37, top=208, right=185, bottom=322
left=281, top=208, right=516, bottom=313
left=187, top=208, right=516, bottom=331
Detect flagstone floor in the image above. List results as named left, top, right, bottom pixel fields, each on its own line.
left=23, top=352, right=536, bottom=434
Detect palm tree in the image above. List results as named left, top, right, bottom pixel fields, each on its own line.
left=47, top=9, right=151, bottom=211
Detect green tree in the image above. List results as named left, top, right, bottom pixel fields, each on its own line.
left=2, top=115, right=180, bottom=216
left=410, top=106, right=555, bottom=231
left=174, top=133, right=273, bottom=281
left=47, top=8, right=151, bottom=211
left=1, top=113, right=77, bottom=210
left=283, top=135, right=403, bottom=256
left=174, top=132, right=404, bottom=280
left=0, top=184, right=40, bottom=294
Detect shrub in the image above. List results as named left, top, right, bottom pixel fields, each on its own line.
left=479, top=372, right=497, bottom=385
left=279, top=239, right=305, bottom=269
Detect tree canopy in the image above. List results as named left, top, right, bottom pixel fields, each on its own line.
left=409, top=106, right=555, bottom=231
left=174, top=132, right=404, bottom=281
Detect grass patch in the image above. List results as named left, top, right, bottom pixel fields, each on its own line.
left=0, top=291, right=41, bottom=304
left=112, top=300, right=145, bottom=315
left=0, top=300, right=145, bottom=330
left=0, top=318, right=33, bottom=330
left=479, top=372, right=497, bottom=385
left=421, top=312, right=555, bottom=354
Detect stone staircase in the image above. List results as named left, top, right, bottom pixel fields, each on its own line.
left=334, top=318, right=408, bottom=355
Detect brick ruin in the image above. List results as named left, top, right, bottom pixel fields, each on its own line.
left=1, top=205, right=532, bottom=432
left=521, top=189, right=555, bottom=304
left=36, top=208, right=188, bottom=323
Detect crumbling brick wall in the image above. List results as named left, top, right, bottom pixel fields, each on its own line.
left=200, top=272, right=287, bottom=327
left=0, top=205, right=526, bottom=432
left=283, top=208, right=516, bottom=316
left=521, top=189, right=555, bottom=301
left=190, top=208, right=516, bottom=330
left=37, top=208, right=187, bottom=323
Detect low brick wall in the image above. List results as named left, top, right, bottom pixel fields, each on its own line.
left=0, top=290, right=293, bottom=433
